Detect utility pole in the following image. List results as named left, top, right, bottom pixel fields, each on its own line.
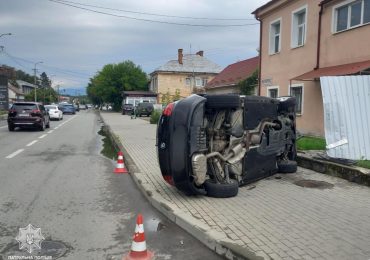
left=33, top=61, right=43, bottom=102
left=57, top=85, right=60, bottom=103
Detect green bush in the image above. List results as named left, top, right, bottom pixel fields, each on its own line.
left=150, top=110, right=161, bottom=124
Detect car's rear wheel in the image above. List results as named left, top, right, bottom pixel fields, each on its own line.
left=40, top=121, right=45, bottom=131
left=204, top=179, right=239, bottom=198
left=278, top=160, right=297, bottom=173
left=8, top=124, right=15, bottom=132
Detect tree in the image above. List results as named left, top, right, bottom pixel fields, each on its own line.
left=239, top=69, right=258, bottom=95
left=87, top=60, right=148, bottom=111
left=24, top=88, right=58, bottom=104
left=173, top=89, right=181, bottom=101
left=40, top=72, right=51, bottom=89
left=161, top=90, right=171, bottom=105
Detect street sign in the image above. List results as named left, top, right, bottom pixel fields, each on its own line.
left=0, top=76, right=9, bottom=110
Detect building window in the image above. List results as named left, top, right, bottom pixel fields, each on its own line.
left=195, top=78, right=202, bottom=87
left=269, top=18, right=281, bottom=54
left=290, top=85, right=303, bottom=114
left=333, top=0, right=370, bottom=33
left=292, top=6, right=307, bottom=48
left=185, top=77, right=191, bottom=86
left=202, top=78, right=208, bottom=86
left=267, top=87, right=279, bottom=98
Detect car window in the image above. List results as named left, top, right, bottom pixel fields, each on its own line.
left=11, top=104, right=37, bottom=112
left=45, top=106, right=57, bottom=110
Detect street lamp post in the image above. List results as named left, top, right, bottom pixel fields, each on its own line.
left=33, top=61, right=43, bottom=102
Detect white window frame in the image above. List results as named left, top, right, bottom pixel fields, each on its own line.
left=195, top=77, right=202, bottom=87
left=291, top=5, right=307, bottom=48
left=267, top=86, right=279, bottom=98
left=332, top=0, right=370, bottom=33
left=269, top=18, right=282, bottom=55
left=202, top=78, right=208, bottom=86
left=289, top=83, right=304, bottom=115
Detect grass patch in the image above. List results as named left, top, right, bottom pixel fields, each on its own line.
left=0, top=110, right=7, bottom=115
left=356, top=160, right=370, bottom=169
left=297, top=136, right=326, bottom=150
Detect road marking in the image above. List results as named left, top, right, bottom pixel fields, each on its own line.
left=0, top=125, right=7, bottom=129
left=47, top=130, right=53, bottom=134
left=39, top=134, right=47, bottom=139
left=6, top=149, right=24, bottom=159
left=26, top=140, right=38, bottom=147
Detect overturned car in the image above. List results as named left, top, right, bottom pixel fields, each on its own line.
left=157, top=94, right=297, bottom=198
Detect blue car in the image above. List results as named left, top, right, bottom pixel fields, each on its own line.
left=58, top=104, right=76, bottom=114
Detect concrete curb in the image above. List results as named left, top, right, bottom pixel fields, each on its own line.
left=297, top=152, right=370, bottom=187
left=98, top=112, right=262, bottom=260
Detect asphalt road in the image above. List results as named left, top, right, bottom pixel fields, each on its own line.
left=0, top=110, right=222, bottom=260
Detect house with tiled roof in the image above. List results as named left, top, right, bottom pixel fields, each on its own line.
left=253, top=0, right=370, bottom=136
left=205, top=56, right=259, bottom=94
left=149, top=49, right=222, bottom=103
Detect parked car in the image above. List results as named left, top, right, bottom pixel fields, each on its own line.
left=8, top=102, right=50, bottom=131
left=122, top=104, right=134, bottom=115
left=156, top=94, right=297, bottom=198
left=45, top=105, right=63, bottom=121
left=136, top=102, right=154, bottom=117
left=59, top=103, right=76, bottom=114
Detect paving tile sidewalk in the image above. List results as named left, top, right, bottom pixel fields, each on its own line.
left=101, top=112, right=370, bottom=260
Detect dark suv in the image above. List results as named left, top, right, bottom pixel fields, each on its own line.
left=8, top=102, right=50, bottom=131
left=157, top=94, right=297, bottom=198
left=122, top=104, right=134, bottom=115
left=136, top=102, right=154, bottom=117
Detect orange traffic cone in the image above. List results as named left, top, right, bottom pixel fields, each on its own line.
left=123, top=214, right=154, bottom=260
left=114, top=151, right=128, bottom=174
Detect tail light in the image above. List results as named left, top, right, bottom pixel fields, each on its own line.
left=163, top=175, right=174, bottom=186
left=8, top=109, right=16, bottom=113
left=31, top=109, right=41, bottom=116
left=163, top=103, right=174, bottom=116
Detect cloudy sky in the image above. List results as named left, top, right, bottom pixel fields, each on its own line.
left=0, top=0, right=267, bottom=93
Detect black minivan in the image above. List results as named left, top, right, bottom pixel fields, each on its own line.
left=157, top=94, right=297, bottom=198
left=8, top=102, right=50, bottom=131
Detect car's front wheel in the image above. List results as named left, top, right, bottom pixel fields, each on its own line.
left=204, top=179, right=239, bottom=198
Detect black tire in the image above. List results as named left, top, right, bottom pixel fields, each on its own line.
left=8, top=124, right=15, bottom=131
left=204, top=179, right=239, bottom=198
left=278, top=160, right=297, bottom=173
left=206, top=94, right=240, bottom=109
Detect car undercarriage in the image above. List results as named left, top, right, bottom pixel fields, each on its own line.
left=157, top=94, right=297, bottom=198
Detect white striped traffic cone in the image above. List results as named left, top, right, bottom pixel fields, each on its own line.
left=123, top=214, right=154, bottom=260
left=114, top=151, right=128, bottom=174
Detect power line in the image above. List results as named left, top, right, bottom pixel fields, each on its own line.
left=3, top=51, right=91, bottom=79
left=54, top=0, right=255, bottom=21
left=48, top=0, right=259, bottom=27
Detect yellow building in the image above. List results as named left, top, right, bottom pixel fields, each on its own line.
left=149, top=49, right=222, bottom=104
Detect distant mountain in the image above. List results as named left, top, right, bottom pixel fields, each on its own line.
left=60, top=87, right=86, bottom=96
